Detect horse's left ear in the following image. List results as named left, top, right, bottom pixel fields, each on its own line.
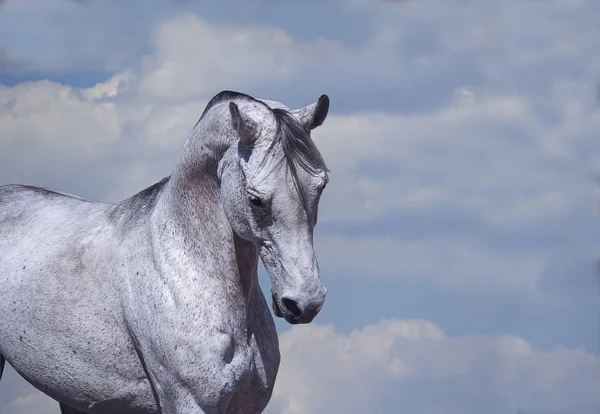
left=229, top=102, right=260, bottom=144
left=296, top=94, right=330, bottom=131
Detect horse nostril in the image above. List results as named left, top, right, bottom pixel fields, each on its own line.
left=281, top=297, right=302, bottom=318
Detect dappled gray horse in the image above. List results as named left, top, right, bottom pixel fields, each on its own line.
left=0, top=90, right=331, bottom=414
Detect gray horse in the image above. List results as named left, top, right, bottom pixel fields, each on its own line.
left=0, top=90, right=331, bottom=414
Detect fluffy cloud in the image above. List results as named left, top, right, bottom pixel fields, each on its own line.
left=5, top=393, right=59, bottom=414
left=0, top=81, right=120, bottom=152
left=268, top=319, right=600, bottom=414
left=0, top=366, right=59, bottom=414
left=315, top=88, right=597, bottom=225
left=0, top=74, right=207, bottom=201
left=132, top=13, right=352, bottom=101
left=5, top=318, right=598, bottom=414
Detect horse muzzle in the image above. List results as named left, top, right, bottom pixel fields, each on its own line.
left=271, top=288, right=327, bottom=325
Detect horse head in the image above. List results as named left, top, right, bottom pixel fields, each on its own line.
left=218, top=94, right=330, bottom=324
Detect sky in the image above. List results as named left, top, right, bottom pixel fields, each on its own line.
left=1, top=0, right=600, bottom=413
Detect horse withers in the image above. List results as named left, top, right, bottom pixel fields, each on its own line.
left=0, top=90, right=331, bottom=414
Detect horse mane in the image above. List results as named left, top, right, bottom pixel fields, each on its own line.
left=270, top=109, right=329, bottom=222
left=193, top=90, right=266, bottom=129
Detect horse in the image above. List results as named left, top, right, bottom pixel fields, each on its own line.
left=0, top=90, right=331, bottom=414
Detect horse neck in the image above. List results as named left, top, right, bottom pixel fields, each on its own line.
left=168, top=107, right=232, bottom=200
left=158, top=104, right=233, bottom=224
left=151, top=106, right=259, bottom=303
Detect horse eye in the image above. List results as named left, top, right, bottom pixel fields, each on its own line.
left=249, top=195, right=264, bottom=208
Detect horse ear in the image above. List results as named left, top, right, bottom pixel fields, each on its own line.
left=297, top=94, right=330, bottom=131
left=229, top=102, right=259, bottom=143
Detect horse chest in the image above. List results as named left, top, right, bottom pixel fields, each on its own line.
left=226, top=331, right=279, bottom=414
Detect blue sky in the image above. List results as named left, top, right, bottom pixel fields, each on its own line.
left=1, top=0, right=600, bottom=413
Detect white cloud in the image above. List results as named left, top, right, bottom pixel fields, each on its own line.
left=4, top=319, right=599, bottom=414
left=0, top=366, right=60, bottom=414
left=133, top=14, right=343, bottom=100
left=0, top=81, right=120, bottom=153
left=124, top=12, right=384, bottom=102
left=0, top=75, right=207, bottom=200
left=7, top=393, right=59, bottom=414
left=268, top=319, right=600, bottom=414
left=314, top=88, right=595, bottom=227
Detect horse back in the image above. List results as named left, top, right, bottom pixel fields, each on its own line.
left=0, top=184, right=100, bottom=236
left=0, top=184, right=116, bottom=278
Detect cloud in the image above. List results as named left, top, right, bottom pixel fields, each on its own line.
left=130, top=13, right=352, bottom=101
left=7, top=393, right=59, bottom=414
left=0, top=366, right=59, bottom=414
left=0, top=74, right=210, bottom=201
left=0, top=0, right=371, bottom=84
left=268, top=319, right=600, bottom=414
left=315, top=88, right=597, bottom=225
left=3, top=318, right=599, bottom=414
left=0, top=81, right=120, bottom=152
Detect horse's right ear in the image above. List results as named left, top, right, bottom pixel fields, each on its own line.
left=293, top=94, right=330, bottom=131
left=229, top=102, right=259, bottom=144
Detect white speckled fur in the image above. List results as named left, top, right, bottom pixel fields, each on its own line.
left=0, top=91, right=331, bottom=414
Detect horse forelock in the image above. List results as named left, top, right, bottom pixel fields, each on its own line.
left=264, top=109, right=329, bottom=222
